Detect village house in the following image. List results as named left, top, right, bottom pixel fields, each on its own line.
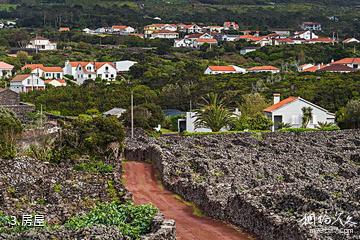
left=10, top=74, right=45, bottom=93
left=26, top=36, right=57, bottom=51
left=150, top=30, right=179, bottom=39
left=299, top=64, right=328, bottom=73
left=221, top=34, right=241, bottom=42
left=175, top=33, right=215, bottom=48
left=248, top=66, right=280, bottom=74
left=63, top=61, right=117, bottom=85
left=111, top=25, right=135, bottom=34
left=204, top=65, right=247, bottom=75
left=301, top=22, right=322, bottom=31
left=264, top=94, right=335, bottom=131
left=223, top=21, right=239, bottom=30
left=293, top=30, right=318, bottom=40
left=203, top=26, right=223, bottom=32
left=144, top=24, right=177, bottom=36
left=21, top=64, right=63, bottom=80
left=306, top=37, right=335, bottom=44
left=332, top=58, right=360, bottom=69
left=0, top=62, right=14, bottom=78
left=180, top=24, right=203, bottom=34
left=193, top=38, right=218, bottom=48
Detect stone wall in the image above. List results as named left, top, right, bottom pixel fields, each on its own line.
left=0, top=89, right=19, bottom=105
left=1, top=104, right=35, bottom=123
left=125, top=130, right=360, bottom=240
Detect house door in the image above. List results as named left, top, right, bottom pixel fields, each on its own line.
left=274, top=115, right=283, bottom=130
left=178, top=119, right=186, bottom=133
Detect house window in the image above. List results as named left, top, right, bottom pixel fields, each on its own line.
left=111, top=74, right=114, bottom=78
left=105, top=66, right=109, bottom=71
left=354, top=64, right=358, bottom=69
left=105, top=74, right=108, bottom=78
left=88, top=74, right=91, bottom=78
left=27, top=79, right=30, bottom=84
left=36, top=79, right=39, bottom=84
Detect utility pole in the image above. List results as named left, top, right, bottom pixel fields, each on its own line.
left=131, top=89, right=134, bottom=139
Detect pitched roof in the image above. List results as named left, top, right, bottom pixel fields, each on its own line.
left=0, top=61, right=14, bottom=70
left=22, top=64, right=62, bottom=72
left=112, top=25, right=128, bottom=30
left=59, top=27, right=70, bottom=32
left=196, top=38, right=217, bottom=43
left=11, top=74, right=30, bottom=82
left=332, top=58, right=360, bottom=65
left=248, top=66, right=279, bottom=71
left=186, top=33, right=203, bottom=39
left=317, top=64, right=357, bottom=72
left=264, top=97, right=299, bottom=112
left=306, top=38, right=334, bottom=43
left=42, top=66, right=63, bottom=72
left=303, top=64, right=327, bottom=72
left=208, top=66, right=236, bottom=72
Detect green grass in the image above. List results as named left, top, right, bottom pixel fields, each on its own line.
left=173, top=195, right=204, bottom=217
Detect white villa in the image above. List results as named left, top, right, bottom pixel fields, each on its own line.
left=10, top=74, right=45, bottom=93
left=26, top=37, right=57, bottom=51
left=264, top=94, right=335, bottom=131
left=111, top=25, right=135, bottom=34
left=22, top=64, right=63, bottom=80
left=63, top=61, right=117, bottom=85
left=0, top=62, right=14, bottom=78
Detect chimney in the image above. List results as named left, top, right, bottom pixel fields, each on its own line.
left=273, top=93, right=281, bottom=104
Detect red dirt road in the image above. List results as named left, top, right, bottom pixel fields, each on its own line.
left=123, top=161, right=256, bottom=240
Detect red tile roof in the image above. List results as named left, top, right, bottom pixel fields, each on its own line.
left=317, top=64, right=357, bottom=72
left=264, top=97, right=299, bottom=112
left=112, top=25, right=128, bottom=30
left=22, top=64, right=62, bottom=72
left=303, top=64, right=327, bottom=72
left=196, top=38, right=217, bottom=43
left=208, top=66, right=236, bottom=71
left=42, top=66, right=63, bottom=72
left=332, top=58, right=360, bottom=64
left=0, top=61, right=14, bottom=69
left=11, top=74, right=31, bottom=82
left=248, top=66, right=279, bottom=71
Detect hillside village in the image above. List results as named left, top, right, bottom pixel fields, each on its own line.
left=0, top=1, right=360, bottom=239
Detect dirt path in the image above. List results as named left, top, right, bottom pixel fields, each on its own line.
left=123, top=161, right=256, bottom=240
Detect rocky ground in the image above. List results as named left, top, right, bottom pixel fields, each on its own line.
left=0, top=156, right=175, bottom=239
left=125, top=130, right=360, bottom=240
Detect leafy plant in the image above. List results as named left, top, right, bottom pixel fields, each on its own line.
left=301, top=107, right=313, bottom=128
left=65, top=202, right=158, bottom=239
left=74, top=161, right=114, bottom=173
left=195, top=93, right=234, bottom=132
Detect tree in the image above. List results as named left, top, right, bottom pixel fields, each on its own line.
left=195, top=93, right=233, bottom=132
left=301, top=107, right=313, bottom=128
left=339, top=99, right=360, bottom=129
left=121, top=103, right=165, bottom=130
left=16, top=51, right=29, bottom=64
left=239, top=93, right=270, bottom=118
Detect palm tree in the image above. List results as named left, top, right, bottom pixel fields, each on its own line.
left=301, top=107, right=313, bottom=128
left=195, top=93, right=233, bottom=132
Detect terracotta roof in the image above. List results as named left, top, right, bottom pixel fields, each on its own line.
left=112, top=25, right=128, bottom=30
left=302, top=64, right=327, bottom=72
left=317, top=64, right=357, bottom=72
left=306, top=38, right=334, bottom=43
left=22, top=64, right=44, bottom=71
left=59, top=27, right=70, bottom=32
left=264, top=97, right=299, bottom=112
left=69, top=61, right=91, bottom=68
left=332, top=58, right=360, bottom=65
left=196, top=38, right=217, bottom=43
left=42, top=66, right=63, bottom=72
left=45, top=79, right=66, bottom=84
left=0, top=61, right=14, bottom=69
left=208, top=66, right=236, bottom=71
left=186, top=33, right=203, bottom=39
left=11, top=74, right=30, bottom=82
left=248, top=66, right=279, bottom=71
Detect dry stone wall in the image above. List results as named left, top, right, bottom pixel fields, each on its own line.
left=125, top=130, right=360, bottom=240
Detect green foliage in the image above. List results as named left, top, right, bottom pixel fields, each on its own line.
left=338, top=99, right=360, bottom=129
left=232, top=113, right=273, bottom=131
left=163, top=115, right=184, bottom=132
left=0, top=108, right=22, bottom=159
left=195, top=93, right=233, bottom=132
left=316, top=122, right=340, bottom=131
left=74, top=161, right=114, bottom=173
left=27, top=143, right=53, bottom=162
left=301, top=107, right=313, bottom=128
left=121, top=103, right=165, bottom=130
left=279, top=128, right=317, bottom=133
left=238, top=93, right=270, bottom=118
left=64, top=202, right=158, bottom=239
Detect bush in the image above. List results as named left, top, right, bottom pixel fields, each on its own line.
left=121, top=103, right=165, bottom=130
left=74, top=161, right=114, bottom=173
left=232, top=113, right=273, bottom=131
left=0, top=108, right=22, bottom=159
left=65, top=202, right=158, bottom=239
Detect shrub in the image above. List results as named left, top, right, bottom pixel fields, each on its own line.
left=232, top=113, right=273, bottom=131
left=0, top=108, right=22, bottom=159
left=121, top=103, right=165, bottom=130
left=65, top=202, right=158, bottom=239
left=74, top=161, right=114, bottom=173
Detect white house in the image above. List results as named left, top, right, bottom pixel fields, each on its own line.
left=293, top=31, right=318, bottom=40
left=111, top=25, right=135, bottom=34
left=10, top=74, right=45, bottom=93
left=26, top=36, right=57, bottom=51
left=221, top=34, right=241, bottom=42
left=150, top=30, right=179, bottom=39
left=203, top=26, right=223, bottom=32
left=0, top=62, right=14, bottom=78
left=114, top=60, right=138, bottom=72
left=22, top=64, right=63, bottom=80
left=301, top=22, right=322, bottom=31
left=174, top=38, right=194, bottom=48
left=204, top=65, right=246, bottom=75
left=332, top=58, right=360, bottom=69
left=264, top=94, right=335, bottom=131
left=223, top=22, right=239, bottom=30
left=193, top=38, right=218, bottom=48
left=63, top=61, right=117, bottom=85
left=248, top=66, right=280, bottom=74
left=181, top=24, right=203, bottom=33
